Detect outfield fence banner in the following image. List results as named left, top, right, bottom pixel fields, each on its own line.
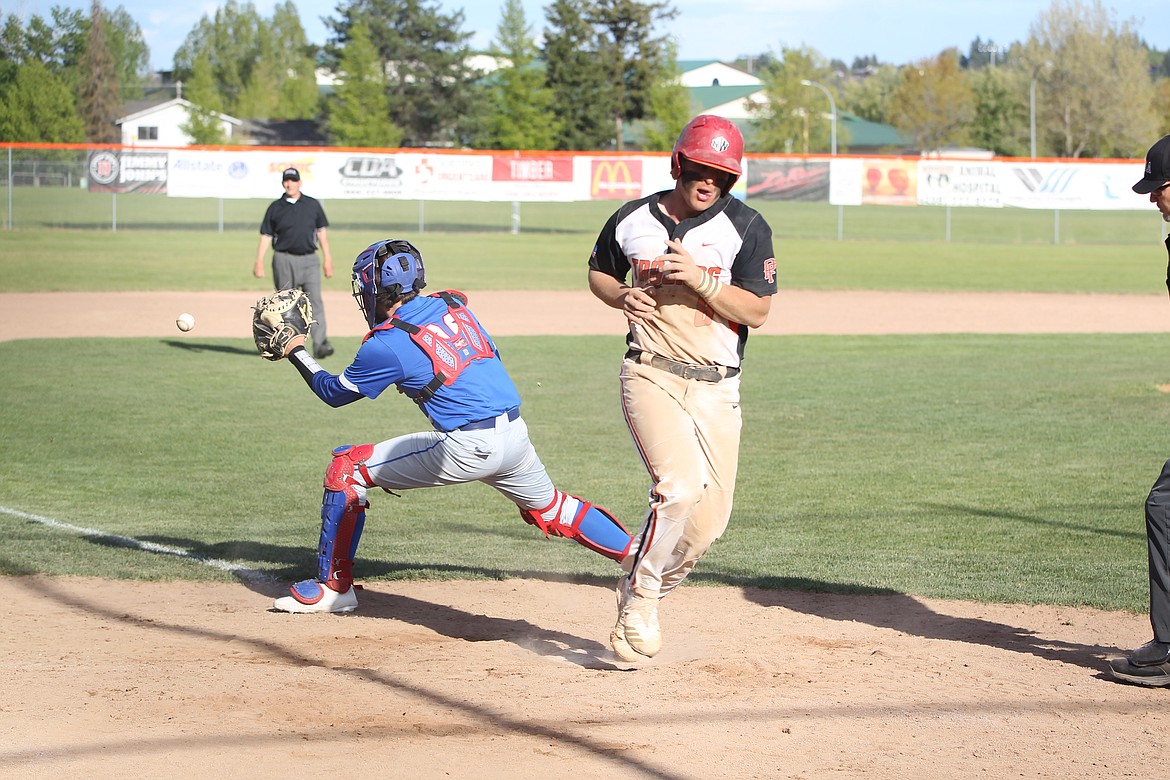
left=1, top=143, right=1148, bottom=210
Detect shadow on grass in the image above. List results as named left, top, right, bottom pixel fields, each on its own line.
left=161, top=339, right=257, bottom=356
left=924, top=501, right=1145, bottom=541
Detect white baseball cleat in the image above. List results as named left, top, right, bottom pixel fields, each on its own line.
left=273, top=579, right=358, bottom=614
left=611, top=576, right=661, bottom=661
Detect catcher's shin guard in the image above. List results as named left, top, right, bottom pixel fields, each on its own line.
left=315, top=444, right=374, bottom=593
left=521, top=491, right=632, bottom=562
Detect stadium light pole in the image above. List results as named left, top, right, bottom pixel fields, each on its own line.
left=1029, top=61, right=1053, bottom=159
left=800, top=79, right=836, bottom=155
left=1029, top=77, right=1038, bottom=158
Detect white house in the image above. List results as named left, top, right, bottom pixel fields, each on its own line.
left=116, top=97, right=241, bottom=147
left=678, top=60, right=761, bottom=88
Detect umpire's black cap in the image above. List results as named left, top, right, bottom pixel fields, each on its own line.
left=1133, top=135, right=1170, bottom=194
left=282, top=167, right=300, bottom=181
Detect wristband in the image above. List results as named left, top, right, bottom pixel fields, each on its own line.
left=694, top=271, right=723, bottom=301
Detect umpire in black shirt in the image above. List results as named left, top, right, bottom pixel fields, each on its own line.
left=254, top=167, right=335, bottom=358
left=1109, top=135, right=1170, bottom=687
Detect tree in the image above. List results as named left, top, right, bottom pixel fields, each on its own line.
left=968, top=66, right=1029, bottom=156
left=327, top=20, right=402, bottom=147
left=175, top=0, right=316, bottom=119
left=1, top=5, right=146, bottom=100
left=480, top=0, right=560, bottom=150
left=587, top=0, right=679, bottom=150
left=102, top=6, right=150, bottom=101
left=840, top=62, right=899, bottom=124
left=889, top=51, right=975, bottom=151
left=631, top=39, right=692, bottom=151
left=76, top=1, right=120, bottom=143
left=180, top=53, right=226, bottom=144
left=542, top=0, right=615, bottom=150
left=748, top=46, right=838, bottom=154
left=1023, top=0, right=1156, bottom=157
left=268, top=1, right=320, bottom=118
left=0, top=60, right=84, bottom=142
left=324, top=0, right=478, bottom=147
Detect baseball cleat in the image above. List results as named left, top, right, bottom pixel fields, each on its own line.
left=611, top=576, right=661, bottom=661
left=273, top=579, right=358, bottom=614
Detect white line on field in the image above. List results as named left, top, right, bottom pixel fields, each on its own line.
left=0, top=505, right=274, bottom=582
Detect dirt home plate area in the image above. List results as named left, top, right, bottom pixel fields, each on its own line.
left=2, top=290, right=1168, bottom=778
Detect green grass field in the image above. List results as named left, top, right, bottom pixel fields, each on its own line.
left=2, top=221, right=1168, bottom=616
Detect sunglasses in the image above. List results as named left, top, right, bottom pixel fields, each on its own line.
left=680, top=167, right=730, bottom=184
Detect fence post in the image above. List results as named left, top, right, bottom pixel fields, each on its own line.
left=1053, top=209, right=1059, bottom=244
left=6, top=147, right=11, bottom=231
left=418, top=200, right=425, bottom=234
left=946, top=205, right=952, bottom=242
left=112, top=192, right=117, bottom=233
left=218, top=198, right=224, bottom=234
left=837, top=204, right=843, bottom=240
left=511, top=201, right=520, bottom=234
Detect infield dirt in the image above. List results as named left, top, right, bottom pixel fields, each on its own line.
left=2, top=290, right=1168, bottom=779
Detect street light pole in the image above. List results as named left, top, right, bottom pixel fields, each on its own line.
left=800, top=79, right=836, bottom=155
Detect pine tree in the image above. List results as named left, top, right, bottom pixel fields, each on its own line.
left=324, top=0, right=476, bottom=147
left=482, top=0, right=560, bottom=150
left=327, top=21, right=402, bottom=147
left=76, top=0, right=120, bottom=143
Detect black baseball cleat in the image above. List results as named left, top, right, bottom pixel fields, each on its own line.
left=315, top=341, right=334, bottom=359
left=1107, top=640, right=1170, bottom=687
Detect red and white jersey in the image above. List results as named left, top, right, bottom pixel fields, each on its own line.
left=589, top=191, right=777, bottom=368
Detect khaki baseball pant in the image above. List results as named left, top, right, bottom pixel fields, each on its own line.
left=618, top=358, right=743, bottom=600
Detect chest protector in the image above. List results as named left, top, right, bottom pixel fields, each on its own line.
left=368, top=291, right=495, bottom=405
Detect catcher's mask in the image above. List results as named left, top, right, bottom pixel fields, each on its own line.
left=352, top=239, right=427, bottom=328
left=670, top=114, right=743, bottom=192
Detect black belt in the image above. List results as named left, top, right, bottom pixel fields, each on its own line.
left=457, top=407, right=520, bottom=431
left=625, top=349, right=739, bottom=382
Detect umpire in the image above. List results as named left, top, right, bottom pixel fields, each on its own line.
left=254, top=167, right=335, bottom=359
left=1109, top=134, right=1170, bottom=687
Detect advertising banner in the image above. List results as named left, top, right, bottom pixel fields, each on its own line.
left=999, top=162, right=1141, bottom=210
left=828, top=158, right=863, bottom=206
left=745, top=158, right=830, bottom=201
left=861, top=158, right=918, bottom=206
left=917, top=160, right=1002, bottom=208
left=589, top=158, right=643, bottom=200
left=87, top=150, right=168, bottom=193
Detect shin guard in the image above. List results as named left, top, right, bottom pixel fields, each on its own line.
left=521, top=491, right=632, bottom=562
left=316, top=444, right=374, bottom=593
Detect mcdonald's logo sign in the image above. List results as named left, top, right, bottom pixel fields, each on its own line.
left=591, top=159, right=642, bottom=199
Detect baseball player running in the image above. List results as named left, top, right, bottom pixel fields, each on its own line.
left=264, top=238, right=631, bottom=614
left=1109, top=135, right=1170, bottom=687
left=588, top=115, right=778, bottom=661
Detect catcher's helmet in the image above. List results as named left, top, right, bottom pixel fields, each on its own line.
left=352, top=239, right=427, bottom=328
left=670, top=114, right=744, bottom=190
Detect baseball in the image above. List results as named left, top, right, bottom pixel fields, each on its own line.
left=176, top=313, right=196, bottom=332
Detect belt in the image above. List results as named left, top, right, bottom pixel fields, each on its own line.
left=457, top=407, right=520, bottom=431
left=625, top=349, right=739, bottom=383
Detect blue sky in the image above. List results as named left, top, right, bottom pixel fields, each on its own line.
left=7, top=0, right=1167, bottom=72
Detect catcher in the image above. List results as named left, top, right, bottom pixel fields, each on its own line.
left=252, top=239, right=632, bottom=614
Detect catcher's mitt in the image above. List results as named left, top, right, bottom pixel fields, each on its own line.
left=252, top=289, right=315, bottom=360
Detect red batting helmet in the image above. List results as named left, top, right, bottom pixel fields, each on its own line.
left=671, top=114, right=744, bottom=189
